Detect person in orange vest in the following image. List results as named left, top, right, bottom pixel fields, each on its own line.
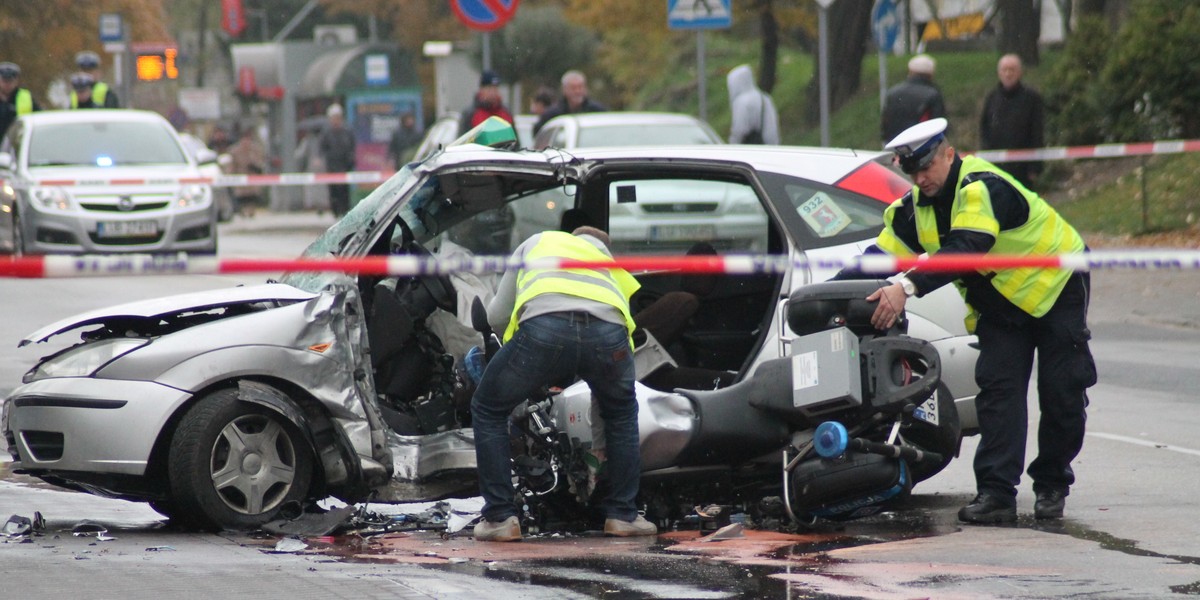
left=0, top=62, right=40, bottom=135
left=70, top=51, right=119, bottom=109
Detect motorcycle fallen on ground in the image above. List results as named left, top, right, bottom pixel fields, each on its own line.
left=440, top=279, right=960, bottom=532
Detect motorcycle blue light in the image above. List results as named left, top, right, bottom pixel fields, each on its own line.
left=814, top=421, right=849, bottom=458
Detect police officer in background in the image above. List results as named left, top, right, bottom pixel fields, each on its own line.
left=71, top=51, right=119, bottom=109
left=0, top=62, right=40, bottom=135
left=68, top=73, right=104, bottom=109
left=835, top=118, right=1095, bottom=524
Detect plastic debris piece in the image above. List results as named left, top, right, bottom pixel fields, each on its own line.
left=270, top=537, right=309, bottom=553
left=145, top=546, right=176, bottom=552
left=3, top=514, right=33, bottom=538
left=700, top=522, right=745, bottom=542
left=71, top=520, right=108, bottom=538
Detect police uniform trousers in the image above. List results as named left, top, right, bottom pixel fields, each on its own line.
left=971, top=271, right=1096, bottom=501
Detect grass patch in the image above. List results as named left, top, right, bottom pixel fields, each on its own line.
left=1050, top=152, right=1200, bottom=237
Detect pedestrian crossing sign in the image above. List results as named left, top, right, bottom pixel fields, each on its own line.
left=668, top=0, right=732, bottom=30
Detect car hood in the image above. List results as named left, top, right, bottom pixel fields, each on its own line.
left=20, top=283, right=317, bottom=346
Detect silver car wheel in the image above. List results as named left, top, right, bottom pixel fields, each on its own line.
left=208, top=414, right=297, bottom=515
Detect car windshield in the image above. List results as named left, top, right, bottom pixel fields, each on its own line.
left=27, top=121, right=188, bottom=167
left=577, top=123, right=718, bottom=147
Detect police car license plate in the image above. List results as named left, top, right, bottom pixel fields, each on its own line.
left=649, top=224, right=715, bottom=241
left=97, top=220, right=158, bottom=238
left=912, top=390, right=940, bottom=426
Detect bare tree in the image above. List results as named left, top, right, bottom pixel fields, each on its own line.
left=996, top=0, right=1040, bottom=65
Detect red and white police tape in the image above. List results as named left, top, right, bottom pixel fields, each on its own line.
left=4, top=139, right=1198, bottom=190
left=3, top=250, right=1200, bottom=279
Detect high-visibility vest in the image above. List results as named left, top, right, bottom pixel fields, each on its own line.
left=878, top=155, right=1084, bottom=330
left=14, top=89, right=33, bottom=115
left=69, top=82, right=108, bottom=108
left=506, top=231, right=641, bottom=346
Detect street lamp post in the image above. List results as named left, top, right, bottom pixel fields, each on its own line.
left=814, top=0, right=836, bottom=147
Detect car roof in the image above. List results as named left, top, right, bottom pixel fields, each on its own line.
left=18, top=109, right=174, bottom=126
left=426, top=143, right=891, bottom=187
left=542, top=111, right=709, bottom=127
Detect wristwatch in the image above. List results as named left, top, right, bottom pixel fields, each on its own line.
left=887, top=274, right=917, bottom=297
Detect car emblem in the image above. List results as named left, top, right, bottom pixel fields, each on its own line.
left=117, top=196, right=134, bottom=211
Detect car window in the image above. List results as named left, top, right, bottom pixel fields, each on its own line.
left=28, top=121, right=188, bottom=167
left=606, top=177, right=769, bottom=255
left=577, top=123, right=718, bottom=147
left=758, top=170, right=888, bottom=250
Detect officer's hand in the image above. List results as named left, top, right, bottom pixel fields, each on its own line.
left=867, top=283, right=908, bottom=330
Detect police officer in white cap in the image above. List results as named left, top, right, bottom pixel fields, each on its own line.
left=71, top=50, right=119, bottom=108
left=0, top=62, right=39, bottom=135
left=834, top=117, right=1095, bottom=524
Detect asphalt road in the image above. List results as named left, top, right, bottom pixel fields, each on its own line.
left=3, top=214, right=1200, bottom=598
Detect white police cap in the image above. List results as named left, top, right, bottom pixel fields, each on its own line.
left=885, top=118, right=948, bottom=174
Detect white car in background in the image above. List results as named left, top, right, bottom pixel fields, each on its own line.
left=0, top=109, right=218, bottom=255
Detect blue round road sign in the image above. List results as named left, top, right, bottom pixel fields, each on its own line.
left=451, top=0, right=520, bottom=32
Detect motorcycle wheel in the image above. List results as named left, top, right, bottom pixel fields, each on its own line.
left=168, top=388, right=314, bottom=531
left=902, top=381, right=961, bottom=483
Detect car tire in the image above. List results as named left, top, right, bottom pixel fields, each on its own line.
left=903, top=382, right=961, bottom=484
left=168, top=388, right=314, bottom=531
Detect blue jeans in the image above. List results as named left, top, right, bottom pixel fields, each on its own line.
left=471, top=313, right=641, bottom=523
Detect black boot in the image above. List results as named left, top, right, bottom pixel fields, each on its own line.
left=1034, top=489, right=1066, bottom=520
left=958, top=493, right=1017, bottom=524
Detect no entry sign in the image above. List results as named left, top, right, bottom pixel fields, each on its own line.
left=451, top=0, right=519, bottom=32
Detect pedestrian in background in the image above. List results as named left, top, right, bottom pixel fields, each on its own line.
left=980, top=54, right=1045, bottom=190
left=528, top=86, right=556, bottom=117
left=881, top=54, right=945, bottom=144
left=834, top=118, right=1094, bottom=525
left=461, top=70, right=514, bottom=133
left=71, top=51, right=119, bottom=109
left=532, top=70, right=607, bottom=135
left=319, top=103, right=356, bottom=217
left=228, top=123, right=267, bottom=218
left=471, top=226, right=656, bottom=542
left=0, top=62, right=40, bottom=136
left=726, top=64, right=780, bottom=144
left=68, top=73, right=103, bottom=109
left=387, top=112, right=420, bottom=169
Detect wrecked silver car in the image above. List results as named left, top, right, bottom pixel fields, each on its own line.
left=3, top=136, right=979, bottom=530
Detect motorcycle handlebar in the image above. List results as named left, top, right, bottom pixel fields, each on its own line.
left=847, top=438, right=944, bottom=465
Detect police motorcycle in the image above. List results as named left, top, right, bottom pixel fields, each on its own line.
left=437, top=279, right=960, bottom=530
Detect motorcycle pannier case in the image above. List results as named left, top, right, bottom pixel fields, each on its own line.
left=790, top=453, right=909, bottom=520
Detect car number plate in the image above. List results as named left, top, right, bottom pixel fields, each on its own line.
left=649, top=224, right=715, bottom=241
left=97, top=220, right=158, bottom=238
left=912, top=391, right=940, bottom=426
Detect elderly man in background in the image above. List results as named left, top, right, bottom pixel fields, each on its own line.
left=532, top=70, right=607, bottom=135
left=319, top=103, right=357, bottom=217
left=881, top=54, right=946, bottom=144
left=980, top=54, right=1045, bottom=190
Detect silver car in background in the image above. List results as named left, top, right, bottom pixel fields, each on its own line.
left=0, top=109, right=217, bottom=255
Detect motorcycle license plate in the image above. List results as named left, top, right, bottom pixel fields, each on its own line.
left=97, top=220, right=158, bottom=238
left=912, top=390, right=940, bottom=426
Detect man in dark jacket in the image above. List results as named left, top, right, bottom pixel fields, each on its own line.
left=532, top=70, right=607, bottom=135
left=881, top=54, right=946, bottom=145
left=0, top=62, right=39, bottom=135
left=319, top=103, right=357, bottom=217
left=980, top=54, right=1045, bottom=190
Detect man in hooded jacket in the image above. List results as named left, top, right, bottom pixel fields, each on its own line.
left=726, top=64, right=780, bottom=145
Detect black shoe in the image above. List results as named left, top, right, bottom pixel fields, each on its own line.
left=958, top=494, right=1017, bottom=524
left=1035, top=489, right=1066, bottom=520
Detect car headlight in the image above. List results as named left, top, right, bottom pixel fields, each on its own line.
left=31, top=186, right=72, bottom=211
left=177, top=184, right=211, bottom=208
left=24, top=338, right=149, bottom=383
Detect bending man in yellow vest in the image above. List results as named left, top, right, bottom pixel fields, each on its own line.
left=471, top=226, right=657, bottom=541
left=835, top=118, right=1095, bottom=524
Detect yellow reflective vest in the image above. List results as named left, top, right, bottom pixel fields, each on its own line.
left=505, top=231, right=641, bottom=346
left=14, top=89, right=33, bottom=115
left=70, top=82, right=109, bottom=108
left=877, top=155, right=1084, bottom=330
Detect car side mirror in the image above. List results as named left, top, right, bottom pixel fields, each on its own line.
left=471, top=297, right=490, bottom=334
left=194, top=148, right=218, bottom=165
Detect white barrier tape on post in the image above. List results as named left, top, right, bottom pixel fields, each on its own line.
left=4, top=250, right=1200, bottom=279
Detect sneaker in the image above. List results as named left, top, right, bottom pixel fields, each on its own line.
left=473, top=515, right=522, bottom=542
left=1035, top=489, right=1066, bottom=520
left=957, top=494, right=1017, bottom=524
left=604, top=515, right=658, bottom=537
